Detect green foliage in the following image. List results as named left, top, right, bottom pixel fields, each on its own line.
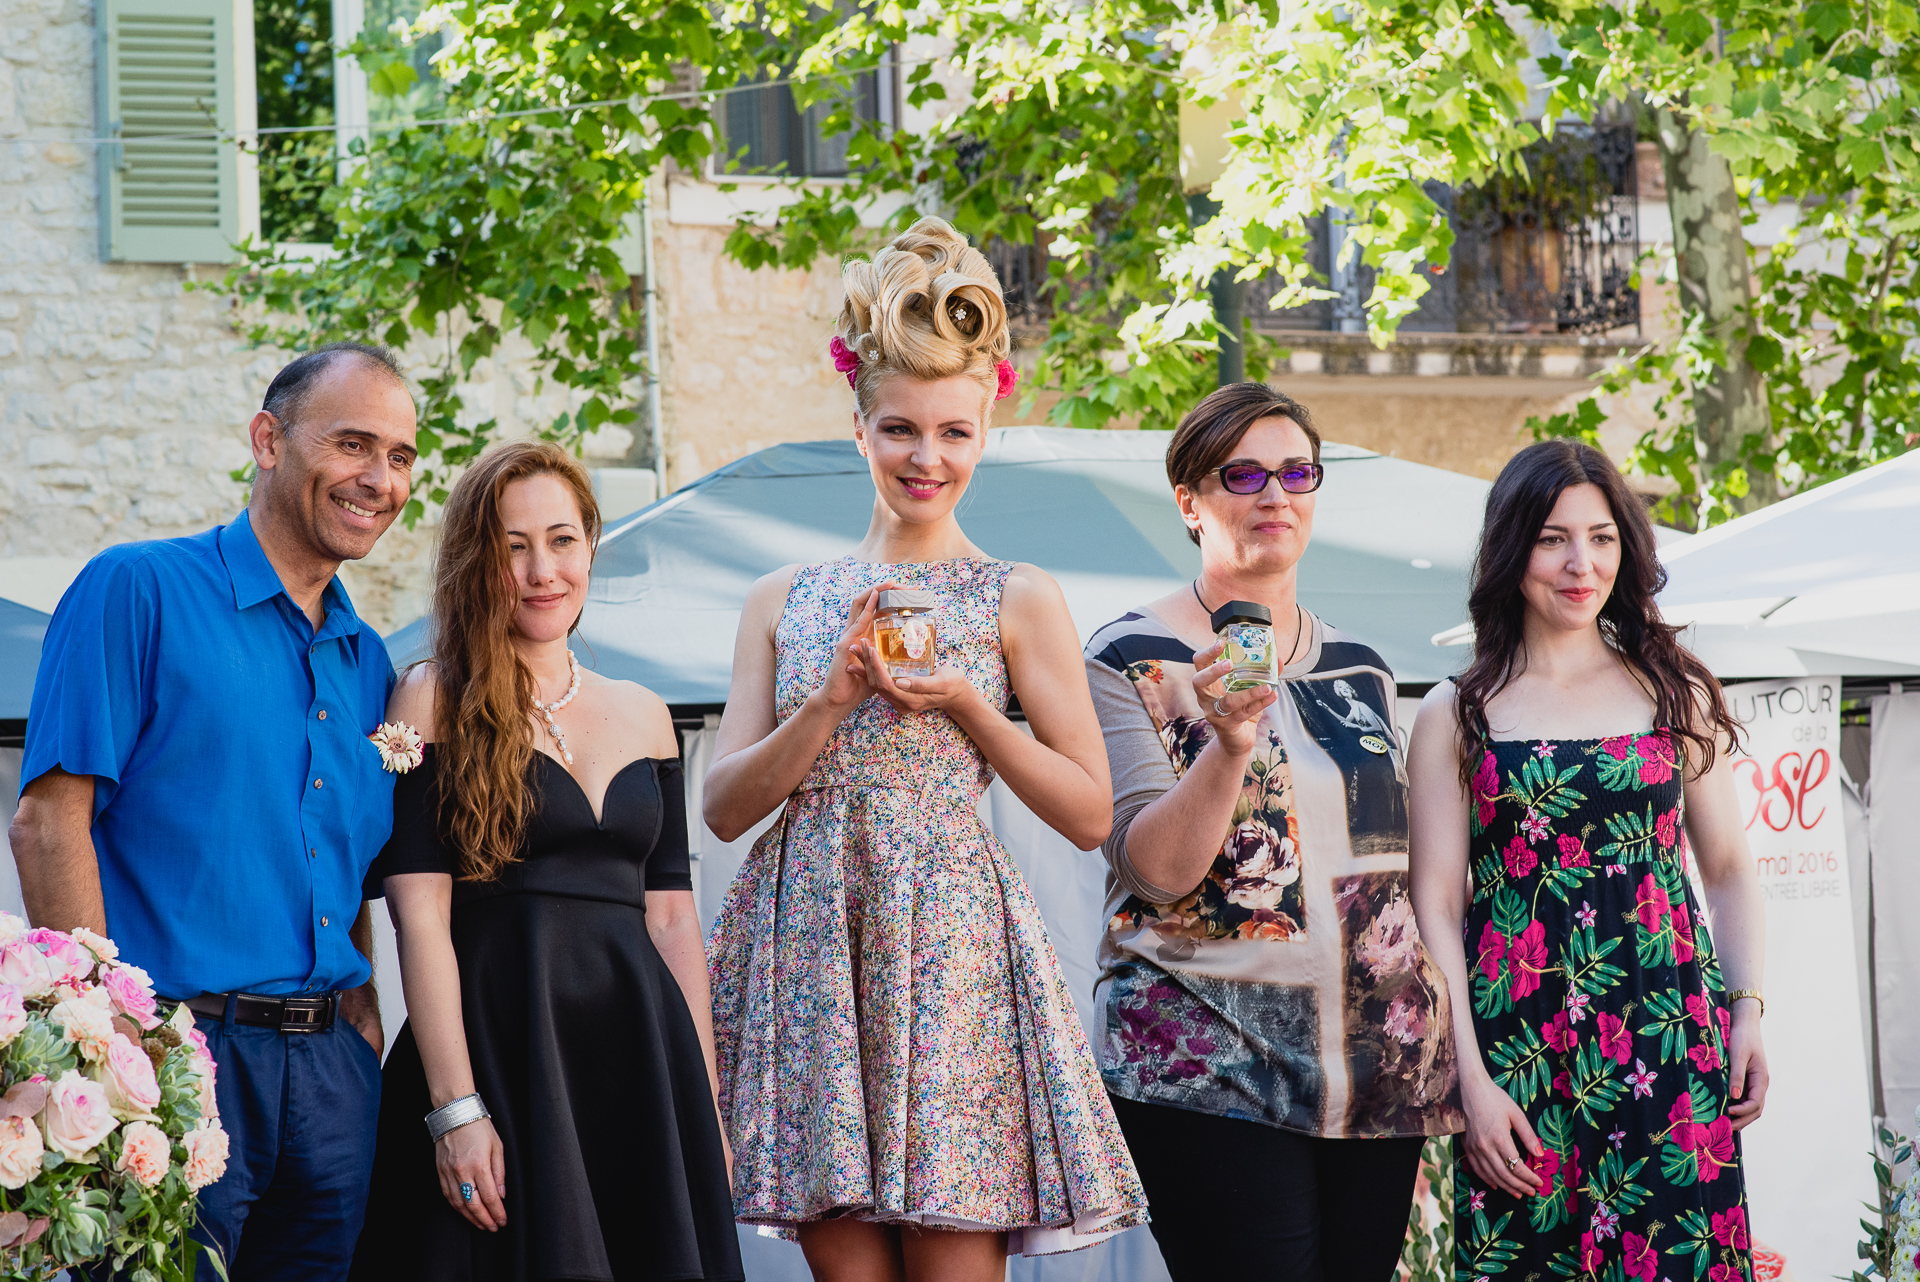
left=1851, top=1118, right=1913, bottom=1280
left=1398, top=1136, right=1453, bottom=1282
left=214, top=0, right=1920, bottom=507
left=253, top=0, right=337, bottom=243
left=1526, top=0, right=1920, bottom=524
left=214, top=0, right=781, bottom=518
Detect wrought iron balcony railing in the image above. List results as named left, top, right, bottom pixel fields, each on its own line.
left=984, top=121, right=1641, bottom=338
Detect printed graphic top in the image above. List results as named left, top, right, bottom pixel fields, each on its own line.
left=1085, top=607, right=1464, bottom=1139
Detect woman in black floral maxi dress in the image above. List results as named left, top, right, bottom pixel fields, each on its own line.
left=1459, top=730, right=1754, bottom=1278
left=1408, top=441, right=1767, bottom=1282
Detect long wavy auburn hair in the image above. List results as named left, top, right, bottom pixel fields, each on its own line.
left=430, top=440, right=601, bottom=881
left=1453, top=440, right=1740, bottom=790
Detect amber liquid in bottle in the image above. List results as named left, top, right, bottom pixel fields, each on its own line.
left=874, top=611, right=937, bottom=677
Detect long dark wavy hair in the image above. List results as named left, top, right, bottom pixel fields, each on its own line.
left=1454, top=440, right=1739, bottom=789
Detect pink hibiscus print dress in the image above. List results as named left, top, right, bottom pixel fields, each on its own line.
left=1456, top=731, right=1755, bottom=1281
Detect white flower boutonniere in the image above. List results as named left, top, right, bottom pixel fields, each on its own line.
left=369, top=721, right=424, bottom=773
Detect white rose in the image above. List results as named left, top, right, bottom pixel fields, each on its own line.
left=49, top=998, right=117, bottom=1062
left=39, top=1070, right=116, bottom=1160
left=0, top=1116, right=43, bottom=1190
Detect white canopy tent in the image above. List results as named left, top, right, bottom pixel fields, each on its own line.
left=1656, top=448, right=1920, bottom=676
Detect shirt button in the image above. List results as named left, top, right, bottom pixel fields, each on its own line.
left=321, top=916, right=330, bottom=927
left=317, top=710, right=327, bottom=721
left=309, top=847, right=318, bottom=858
left=314, top=779, right=323, bottom=789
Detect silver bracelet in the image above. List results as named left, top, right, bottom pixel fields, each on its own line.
left=424, top=1093, right=490, bottom=1142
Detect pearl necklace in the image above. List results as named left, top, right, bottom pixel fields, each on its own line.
left=532, top=650, right=581, bottom=766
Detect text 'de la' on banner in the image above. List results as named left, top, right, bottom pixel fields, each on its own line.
left=1721, top=678, right=1875, bottom=1279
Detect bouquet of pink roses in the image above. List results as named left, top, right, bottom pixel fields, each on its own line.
left=0, top=912, right=228, bottom=1279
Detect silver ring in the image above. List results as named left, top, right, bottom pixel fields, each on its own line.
left=1213, top=697, right=1227, bottom=717
left=460, top=1182, right=474, bottom=1202
left=1504, top=1157, right=1520, bottom=1171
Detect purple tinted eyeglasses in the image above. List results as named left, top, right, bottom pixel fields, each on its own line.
left=1216, top=460, right=1324, bottom=495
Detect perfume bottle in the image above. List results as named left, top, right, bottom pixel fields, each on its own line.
left=1210, top=600, right=1279, bottom=691
left=873, top=589, right=940, bottom=678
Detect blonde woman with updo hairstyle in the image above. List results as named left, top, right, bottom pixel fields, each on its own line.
left=351, top=441, right=742, bottom=1282
left=704, top=217, right=1148, bottom=1281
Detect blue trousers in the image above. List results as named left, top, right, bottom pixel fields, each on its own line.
left=190, top=1001, right=383, bottom=1282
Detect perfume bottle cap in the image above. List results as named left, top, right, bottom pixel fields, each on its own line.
left=1210, top=600, right=1273, bottom=632
left=876, top=589, right=941, bottom=613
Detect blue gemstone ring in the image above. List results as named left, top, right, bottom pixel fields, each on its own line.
left=460, top=1182, right=474, bottom=1202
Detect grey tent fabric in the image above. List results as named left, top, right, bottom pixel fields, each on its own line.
left=390, top=426, right=1485, bottom=692
left=0, top=597, right=51, bottom=721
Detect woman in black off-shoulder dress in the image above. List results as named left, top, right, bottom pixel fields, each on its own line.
left=351, top=441, right=740, bottom=1282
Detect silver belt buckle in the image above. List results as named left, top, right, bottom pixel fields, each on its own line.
left=277, top=995, right=332, bottom=1033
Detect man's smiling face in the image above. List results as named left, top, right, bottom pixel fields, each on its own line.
left=255, top=356, right=418, bottom=564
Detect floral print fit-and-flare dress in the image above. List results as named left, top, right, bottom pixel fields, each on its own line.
left=1457, top=731, right=1755, bottom=1282
left=706, top=556, right=1149, bottom=1256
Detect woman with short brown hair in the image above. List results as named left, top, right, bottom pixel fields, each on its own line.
left=1085, top=382, right=1463, bottom=1280
left=352, top=441, right=741, bottom=1281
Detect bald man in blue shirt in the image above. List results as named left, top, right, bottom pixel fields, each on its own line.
left=11, top=342, right=418, bottom=1280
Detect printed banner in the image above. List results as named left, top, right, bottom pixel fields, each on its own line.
left=1723, top=679, right=1876, bottom=1279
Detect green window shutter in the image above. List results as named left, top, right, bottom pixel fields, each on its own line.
left=96, top=0, right=259, bottom=263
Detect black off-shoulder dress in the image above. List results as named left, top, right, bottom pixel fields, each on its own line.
left=351, top=748, right=743, bottom=1282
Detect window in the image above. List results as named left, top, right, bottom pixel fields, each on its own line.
left=254, top=0, right=335, bottom=243
left=96, top=0, right=258, bottom=262
left=717, top=58, right=895, bottom=179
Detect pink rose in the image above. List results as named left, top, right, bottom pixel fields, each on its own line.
left=0, top=986, right=24, bottom=1046
left=183, top=1121, right=230, bottom=1191
left=24, top=928, right=92, bottom=986
left=176, top=1021, right=219, bottom=1119
left=97, top=1034, right=162, bottom=1118
left=0, top=914, right=25, bottom=947
left=0, top=1116, right=43, bottom=1190
left=0, top=940, right=53, bottom=999
left=115, top=1119, right=170, bottom=1188
left=39, top=1070, right=116, bottom=1159
left=49, top=996, right=117, bottom=1061
left=101, top=965, right=160, bottom=1031
left=994, top=358, right=1020, bottom=401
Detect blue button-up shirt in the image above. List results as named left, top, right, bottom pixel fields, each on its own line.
left=21, top=510, right=397, bottom=999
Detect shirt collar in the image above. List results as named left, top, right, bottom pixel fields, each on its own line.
left=218, top=510, right=367, bottom=656
left=219, top=510, right=286, bottom=611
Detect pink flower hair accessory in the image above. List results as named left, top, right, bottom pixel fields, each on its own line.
left=829, top=337, right=861, bottom=389
left=995, top=360, right=1018, bottom=401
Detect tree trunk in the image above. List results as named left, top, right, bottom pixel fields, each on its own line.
left=1652, top=107, right=1774, bottom=518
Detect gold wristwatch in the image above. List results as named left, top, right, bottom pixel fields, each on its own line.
left=1726, top=988, right=1765, bottom=1017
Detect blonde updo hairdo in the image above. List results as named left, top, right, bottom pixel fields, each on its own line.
left=836, top=216, right=1011, bottom=419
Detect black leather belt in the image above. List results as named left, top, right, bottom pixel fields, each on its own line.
left=182, top=991, right=339, bottom=1033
